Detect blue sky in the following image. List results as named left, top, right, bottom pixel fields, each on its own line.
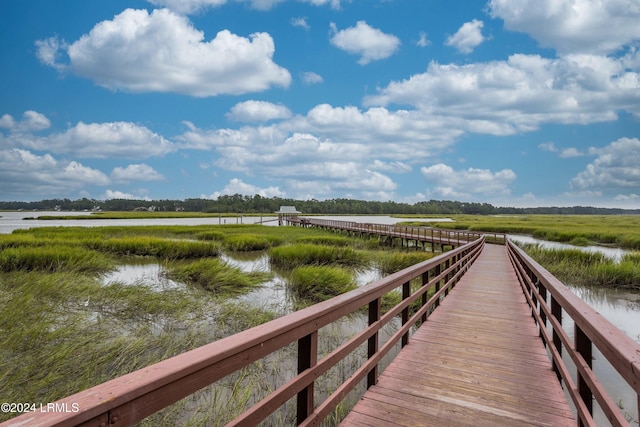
left=1, top=0, right=639, bottom=208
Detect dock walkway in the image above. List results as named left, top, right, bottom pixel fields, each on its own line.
left=341, top=244, right=575, bottom=426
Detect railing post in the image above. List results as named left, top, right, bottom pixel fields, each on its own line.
left=527, top=270, right=536, bottom=317
left=401, top=281, right=411, bottom=347
left=421, top=271, right=429, bottom=323
left=538, top=280, right=547, bottom=338
left=551, top=296, right=562, bottom=380
left=367, top=298, right=381, bottom=388
left=434, top=264, right=441, bottom=308
left=297, top=332, right=317, bottom=425
left=575, top=325, right=593, bottom=427
left=444, top=259, right=451, bottom=296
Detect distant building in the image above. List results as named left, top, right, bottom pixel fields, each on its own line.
left=275, top=206, right=300, bottom=226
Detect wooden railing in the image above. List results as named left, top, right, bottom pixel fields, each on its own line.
left=507, top=240, right=640, bottom=427
left=5, top=238, right=485, bottom=427
left=288, top=217, right=506, bottom=246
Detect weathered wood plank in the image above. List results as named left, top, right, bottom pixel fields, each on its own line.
left=341, top=244, right=575, bottom=427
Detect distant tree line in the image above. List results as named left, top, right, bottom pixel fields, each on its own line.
left=1, top=195, right=638, bottom=215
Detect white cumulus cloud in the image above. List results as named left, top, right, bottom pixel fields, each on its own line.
left=571, top=137, right=640, bottom=191
left=36, top=8, right=291, bottom=97
left=148, top=0, right=341, bottom=14
left=421, top=163, right=516, bottom=199
left=111, top=164, right=165, bottom=183
left=8, top=121, right=175, bottom=159
left=488, top=0, right=640, bottom=54
left=364, top=54, right=640, bottom=133
left=0, top=111, right=51, bottom=133
left=204, top=178, right=285, bottom=199
left=301, top=71, right=324, bottom=84
left=226, top=100, right=292, bottom=122
left=417, top=31, right=431, bottom=47
left=0, top=149, right=110, bottom=198
left=445, top=19, right=486, bottom=54
left=330, top=21, right=400, bottom=65
left=104, top=189, right=151, bottom=200
left=291, top=17, right=310, bottom=30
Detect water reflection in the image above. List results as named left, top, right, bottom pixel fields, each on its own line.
left=568, top=286, right=640, bottom=344
left=557, top=285, right=640, bottom=425
left=101, top=261, right=183, bottom=291
left=508, top=234, right=630, bottom=262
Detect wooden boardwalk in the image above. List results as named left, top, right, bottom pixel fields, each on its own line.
left=341, top=244, right=575, bottom=427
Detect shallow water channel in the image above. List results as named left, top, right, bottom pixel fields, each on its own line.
left=508, top=234, right=631, bottom=262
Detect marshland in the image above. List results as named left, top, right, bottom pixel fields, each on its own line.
left=1, top=212, right=639, bottom=425
left=0, top=220, right=441, bottom=425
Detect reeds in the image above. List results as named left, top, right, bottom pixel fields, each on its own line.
left=84, top=237, right=220, bottom=259
left=295, top=235, right=353, bottom=246
left=521, top=244, right=640, bottom=289
left=222, top=233, right=283, bottom=252
left=377, top=251, right=435, bottom=275
left=0, top=245, right=113, bottom=273
left=420, top=214, right=640, bottom=249
left=269, top=244, right=367, bottom=269
left=166, top=258, right=271, bottom=296
left=288, top=265, right=357, bottom=303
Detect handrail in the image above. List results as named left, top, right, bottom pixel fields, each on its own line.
left=506, top=239, right=640, bottom=427
left=288, top=217, right=505, bottom=245
left=5, top=238, right=485, bottom=427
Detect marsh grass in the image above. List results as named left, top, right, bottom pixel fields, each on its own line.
left=0, top=245, right=113, bottom=273
left=84, top=237, right=220, bottom=259
left=377, top=251, right=435, bottom=275
left=295, top=235, right=353, bottom=247
left=622, top=251, right=640, bottom=264
left=0, top=272, right=208, bottom=415
left=0, top=223, right=458, bottom=425
left=166, top=258, right=271, bottom=296
left=196, top=231, right=226, bottom=241
left=0, top=269, right=279, bottom=424
left=413, top=214, right=640, bottom=250
left=222, top=233, right=283, bottom=252
left=520, top=244, right=640, bottom=289
left=288, top=265, right=357, bottom=304
left=0, top=234, right=47, bottom=249
left=269, top=244, right=368, bottom=269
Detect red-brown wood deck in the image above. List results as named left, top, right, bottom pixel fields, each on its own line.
left=341, top=244, right=575, bottom=427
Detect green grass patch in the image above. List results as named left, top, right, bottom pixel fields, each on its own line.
left=196, top=231, right=226, bottom=241
left=166, top=258, right=271, bottom=296
left=222, top=234, right=283, bottom=252
left=295, top=235, right=353, bottom=247
left=84, top=236, right=220, bottom=259
left=377, top=251, right=435, bottom=275
left=412, top=214, right=640, bottom=250
left=568, top=237, right=592, bottom=246
left=0, top=270, right=279, bottom=424
left=622, top=251, right=640, bottom=264
left=520, top=244, right=640, bottom=290
left=288, top=265, right=357, bottom=304
left=0, top=245, right=113, bottom=273
left=269, top=244, right=367, bottom=269
left=0, top=272, right=209, bottom=416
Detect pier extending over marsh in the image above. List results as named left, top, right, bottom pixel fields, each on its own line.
left=4, top=220, right=639, bottom=427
